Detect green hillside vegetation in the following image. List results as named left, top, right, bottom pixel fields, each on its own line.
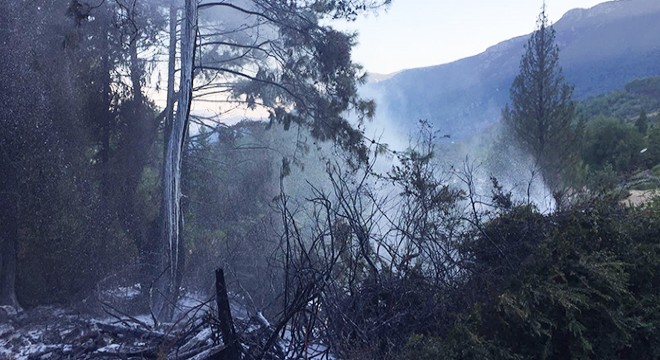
left=577, top=77, right=660, bottom=191
left=578, top=77, right=660, bottom=121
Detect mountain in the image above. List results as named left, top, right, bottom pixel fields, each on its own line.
left=364, top=0, right=660, bottom=139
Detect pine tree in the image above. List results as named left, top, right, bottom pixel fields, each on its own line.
left=502, top=5, right=580, bottom=195
left=635, top=110, right=648, bottom=134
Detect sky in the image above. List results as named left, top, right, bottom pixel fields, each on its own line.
left=335, top=0, right=608, bottom=74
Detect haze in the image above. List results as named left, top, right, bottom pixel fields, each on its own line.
left=339, top=0, right=607, bottom=74
left=2, top=0, right=660, bottom=358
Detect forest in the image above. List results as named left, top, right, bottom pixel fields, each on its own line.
left=1, top=0, right=659, bottom=359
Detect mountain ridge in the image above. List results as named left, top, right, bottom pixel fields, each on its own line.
left=365, top=0, right=660, bottom=139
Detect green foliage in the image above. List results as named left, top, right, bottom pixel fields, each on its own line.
left=579, top=163, right=619, bottom=193
left=502, top=8, right=580, bottom=192
left=652, top=163, right=660, bottom=177
left=2, top=0, right=384, bottom=309
left=645, top=126, right=660, bottom=167
left=0, top=0, right=164, bottom=306
left=403, top=330, right=513, bottom=360
left=578, top=76, right=660, bottom=121
left=574, top=77, right=660, bottom=188
left=619, top=200, right=660, bottom=358
left=625, top=77, right=660, bottom=99
left=582, top=116, right=646, bottom=174
left=636, top=110, right=649, bottom=134
left=386, top=121, right=465, bottom=284
left=409, top=198, right=660, bottom=360
left=182, top=122, right=280, bottom=309
left=460, top=204, right=546, bottom=301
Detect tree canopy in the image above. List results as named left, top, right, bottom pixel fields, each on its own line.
left=502, top=6, right=580, bottom=195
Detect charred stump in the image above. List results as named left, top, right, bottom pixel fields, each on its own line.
left=213, top=268, right=240, bottom=360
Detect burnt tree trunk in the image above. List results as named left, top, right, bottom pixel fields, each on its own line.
left=212, top=269, right=241, bottom=360
left=214, top=268, right=240, bottom=360
left=139, top=0, right=178, bottom=312
left=164, top=0, right=178, bottom=148
left=0, top=192, right=21, bottom=309
left=154, top=0, right=197, bottom=321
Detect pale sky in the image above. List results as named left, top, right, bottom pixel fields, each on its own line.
left=335, top=0, right=608, bottom=74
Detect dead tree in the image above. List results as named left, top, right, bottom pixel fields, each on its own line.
left=156, top=0, right=198, bottom=322
left=0, top=192, right=20, bottom=310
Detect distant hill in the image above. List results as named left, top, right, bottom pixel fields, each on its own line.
left=365, top=0, right=660, bottom=139
left=366, top=72, right=400, bottom=83
left=579, top=76, right=660, bottom=121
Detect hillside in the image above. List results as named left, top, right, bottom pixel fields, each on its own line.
left=365, top=0, right=660, bottom=139
left=579, top=76, right=660, bottom=121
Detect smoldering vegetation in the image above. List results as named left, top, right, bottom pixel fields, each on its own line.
left=1, top=0, right=660, bottom=360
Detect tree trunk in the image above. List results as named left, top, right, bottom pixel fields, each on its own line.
left=0, top=192, right=21, bottom=309
left=129, top=38, right=144, bottom=107
left=99, top=23, right=112, bottom=169
left=214, top=268, right=240, bottom=360
left=154, top=0, right=197, bottom=321
left=164, top=0, right=178, bottom=146
left=141, top=0, right=179, bottom=315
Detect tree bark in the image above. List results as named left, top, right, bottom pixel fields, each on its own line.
left=154, top=0, right=197, bottom=321
left=214, top=268, right=240, bottom=360
left=142, top=0, right=179, bottom=316
left=0, top=192, right=21, bottom=309
left=129, top=38, right=144, bottom=107
left=164, top=0, right=178, bottom=145
left=99, top=20, right=112, bottom=169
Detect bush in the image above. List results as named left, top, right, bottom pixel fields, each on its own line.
left=409, top=198, right=660, bottom=360
left=652, top=163, right=660, bottom=177
left=582, top=117, right=646, bottom=174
